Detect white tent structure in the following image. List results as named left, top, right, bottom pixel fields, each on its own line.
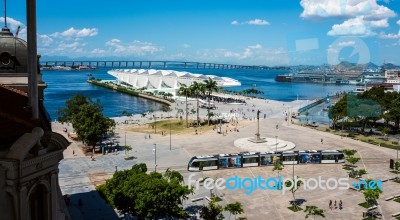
left=108, top=69, right=241, bottom=97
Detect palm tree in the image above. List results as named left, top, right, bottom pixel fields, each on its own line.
left=190, top=81, right=205, bottom=127
left=304, top=205, right=325, bottom=219
left=203, top=78, right=219, bottom=125
left=224, top=202, right=244, bottom=220
left=178, top=84, right=192, bottom=128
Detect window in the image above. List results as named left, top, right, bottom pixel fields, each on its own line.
left=243, top=157, right=258, bottom=164
left=322, top=155, right=336, bottom=160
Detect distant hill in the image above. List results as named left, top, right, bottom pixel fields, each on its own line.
left=382, top=63, right=400, bottom=70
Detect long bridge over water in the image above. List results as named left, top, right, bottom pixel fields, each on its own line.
left=40, top=60, right=273, bottom=70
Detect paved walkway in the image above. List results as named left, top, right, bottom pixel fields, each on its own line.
left=55, top=97, right=400, bottom=220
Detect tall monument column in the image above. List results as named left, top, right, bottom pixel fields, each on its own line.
left=249, top=110, right=267, bottom=143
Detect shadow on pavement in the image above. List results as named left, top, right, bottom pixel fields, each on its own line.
left=66, top=190, right=120, bottom=220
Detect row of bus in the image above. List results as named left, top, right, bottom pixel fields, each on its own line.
left=187, top=150, right=345, bottom=171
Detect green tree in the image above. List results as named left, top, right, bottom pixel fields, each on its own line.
left=97, top=163, right=192, bottom=219
left=342, top=149, right=357, bottom=159
left=199, top=198, right=224, bottom=220
left=241, top=88, right=264, bottom=97
left=164, top=168, right=184, bottom=183
left=178, top=84, right=192, bottom=128
left=123, top=145, right=132, bottom=155
left=272, top=159, right=284, bottom=180
left=203, top=78, right=219, bottom=125
left=358, top=169, right=368, bottom=177
left=363, top=183, right=382, bottom=207
left=71, top=103, right=115, bottom=151
left=328, top=97, right=347, bottom=129
left=190, top=81, right=205, bottom=127
left=304, top=205, right=325, bottom=219
left=385, top=92, right=400, bottom=130
left=285, top=176, right=303, bottom=202
left=224, top=202, right=244, bottom=220
left=347, top=156, right=360, bottom=166
left=57, top=93, right=92, bottom=122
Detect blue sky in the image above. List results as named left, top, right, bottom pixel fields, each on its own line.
left=2, top=0, right=400, bottom=65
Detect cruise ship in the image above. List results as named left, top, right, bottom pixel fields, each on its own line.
left=107, top=69, right=241, bottom=97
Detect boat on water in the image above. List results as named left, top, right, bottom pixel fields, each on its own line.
left=275, top=74, right=292, bottom=82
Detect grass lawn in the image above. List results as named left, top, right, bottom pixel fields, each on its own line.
left=287, top=206, right=303, bottom=212
left=358, top=202, right=374, bottom=209
left=394, top=198, right=400, bottom=203
left=124, top=119, right=216, bottom=135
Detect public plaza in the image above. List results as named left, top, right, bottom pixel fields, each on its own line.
left=55, top=95, right=400, bottom=220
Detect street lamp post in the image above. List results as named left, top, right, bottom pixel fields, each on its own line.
left=170, top=121, right=172, bottom=151
left=154, top=144, right=157, bottom=172
left=275, top=135, right=278, bottom=152
left=154, top=114, right=157, bottom=134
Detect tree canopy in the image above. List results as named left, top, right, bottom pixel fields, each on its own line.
left=330, top=88, right=400, bottom=131
left=97, top=163, right=192, bottom=219
left=57, top=94, right=115, bottom=148
left=199, top=198, right=225, bottom=220
left=304, top=205, right=325, bottom=219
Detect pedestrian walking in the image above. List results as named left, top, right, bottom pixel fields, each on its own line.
left=339, top=200, right=343, bottom=210
left=334, top=200, right=337, bottom=209
left=321, top=138, right=324, bottom=144
left=329, top=200, right=332, bottom=210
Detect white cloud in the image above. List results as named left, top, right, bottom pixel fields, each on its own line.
left=0, top=17, right=27, bottom=39
left=379, top=30, right=400, bottom=39
left=38, top=35, right=54, bottom=47
left=90, top=48, right=106, bottom=55
left=337, top=41, right=356, bottom=46
left=327, top=16, right=377, bottom=36
left=300, top=0, right=395, bottom=19
left=211, top=44, right=288, bottom=65
left=231, top=19, right=270, bottom=26
left=182, top=43, right=190, bottom=48
left=300, top=0, right=396, bottom=37
left=105, top=39, right=162, bottom=56
left=245, top=19, right=270, bottom=26
left=58, top=42, right=82, bottom=49
left=51, top=27, right=98, bottom=39
left=397, top=20, right=400, bottom=25
left=248, top=44, right=263, bottom=49
left=369, top=19, right=389, bottom=27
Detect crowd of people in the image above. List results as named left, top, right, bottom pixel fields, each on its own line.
left=197, top=94, right=247, bottom=104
